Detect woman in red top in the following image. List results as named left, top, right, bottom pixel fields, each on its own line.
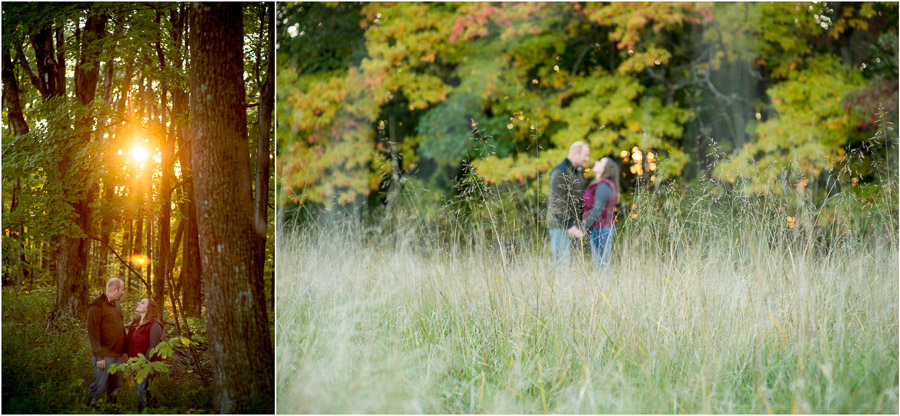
left=126, top=298, right=163, bottom=411
left=581, top=157, right=620, bottom=284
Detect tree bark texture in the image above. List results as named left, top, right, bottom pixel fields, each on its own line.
left=189, top=3, right=274, bottom=413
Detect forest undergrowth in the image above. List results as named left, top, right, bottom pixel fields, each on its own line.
left=2, top=286, right=212, bottom=414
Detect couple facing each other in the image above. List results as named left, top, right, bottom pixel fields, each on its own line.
left=86, top=277, right=164, bottom=410
left=547, top=141, right=620, bottom=278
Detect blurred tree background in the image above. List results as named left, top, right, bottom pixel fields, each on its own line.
left=278, top=2, right=897, bottom=235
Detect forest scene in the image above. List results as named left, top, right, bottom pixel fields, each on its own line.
left=276, top=2, right=898, bottom=414
left=2, top=2, right=274, bottom=413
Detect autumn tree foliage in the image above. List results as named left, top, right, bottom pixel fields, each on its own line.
left=278, top=2, right=897, bottom=217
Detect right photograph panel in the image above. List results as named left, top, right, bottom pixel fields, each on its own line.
left=275, top=2, right=899, bottom=413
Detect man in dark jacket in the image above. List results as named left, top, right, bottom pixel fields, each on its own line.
left=547, top=141, right=590, bottom=270
left=85, top=278, right=126, bottom=406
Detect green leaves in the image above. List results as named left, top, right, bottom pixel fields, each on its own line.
left=2, top=97, right=108, bottom=240
left=716, top=54, right=866, bottom=192
left=107, top=337, right=189, bottom=384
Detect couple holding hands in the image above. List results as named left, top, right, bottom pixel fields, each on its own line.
left=547, top=142, right=620, bottom=281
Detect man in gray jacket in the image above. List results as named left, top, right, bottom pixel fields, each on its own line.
left=546, top=141, right=590, bottom=270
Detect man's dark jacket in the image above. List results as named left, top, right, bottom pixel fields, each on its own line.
left=86, top=293, right=125, bottom=358
left=546, top=157, right=587, bottom=229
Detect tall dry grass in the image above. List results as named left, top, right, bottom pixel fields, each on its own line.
left=276, top=172, right=898, bottom=413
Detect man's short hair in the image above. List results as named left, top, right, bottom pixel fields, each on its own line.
left=569, top=141, right=588, bottom=154
left=106, top=278, right=124, bottom=291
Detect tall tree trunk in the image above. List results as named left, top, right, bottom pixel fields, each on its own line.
left=116, top=61, right=135, bottom=286
left=189, top=3, right=274, bottom=412
left=169, top=3, right=203, bottom=318
left=154, top=10, right=170, bottom=315
left=2, top=46, right=31, bottom=136
left=3, top=45, right=31, bottom=291
left=56, top=25, right=65, bottom=97
left=54, top=13, right=109, bottom=319
left=96, top=43, right=120, bottom=283
left=254, top=1, right=275, bottom=310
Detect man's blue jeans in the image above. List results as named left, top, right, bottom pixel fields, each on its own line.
left=589, top=227, right=616, bottom=282
left=137, top=371, right=155, bottom=410
left=86, top=356, right=123, bottom=406
left=549, top=228, right=573, bottom=270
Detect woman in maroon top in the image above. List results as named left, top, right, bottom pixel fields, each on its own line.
left=126, top=298, right=163, bottom=411
left=581, top=157, right=620, bottom=283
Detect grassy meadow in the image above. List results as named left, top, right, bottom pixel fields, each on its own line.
left=276, top=178, right=899, bottom=413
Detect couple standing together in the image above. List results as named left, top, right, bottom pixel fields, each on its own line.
left=85, top=278, right=163, bottom=410
left=547, top=142, right=620, bottom=280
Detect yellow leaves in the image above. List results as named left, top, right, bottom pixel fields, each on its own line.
left=617, top=46, right=672, bottom=75
left=583, top=3, right=701, bottom=50
left=714, top=54, right=860, bottom=190
left=625, top=120, right=641, bottom=134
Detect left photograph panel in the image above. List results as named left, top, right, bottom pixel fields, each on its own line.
left=1, top=2, right=275, bottom=413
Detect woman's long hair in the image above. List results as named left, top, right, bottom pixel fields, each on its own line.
left=591, top=157, right=621, bottom=192
left=141, top=298, right=160, bottom=327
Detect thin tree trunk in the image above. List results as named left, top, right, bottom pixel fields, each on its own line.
left=133, top=212, right=144, bottom=257
left=171, top=3, right=202, bottom=318
left=122, top=217, right=133, bottom=286
left=96, top=47, right=119, bottom=283
left=154, top=10, right=170, bottom=315
left=146, top=218, right=153, bottom=297
left=3, top=46, right=31, bottom=296
left=254, top=1, right=275, bottom=311
left=189, top=3, right=274, bottom=412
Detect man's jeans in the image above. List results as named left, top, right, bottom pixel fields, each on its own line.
left=589, top=227, right=616, bottom=284
left=137, top=372, right=155, bottom=410
left=86, top=356, right=123, bottom=406
left=549, top=228, right=573, bottom=271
